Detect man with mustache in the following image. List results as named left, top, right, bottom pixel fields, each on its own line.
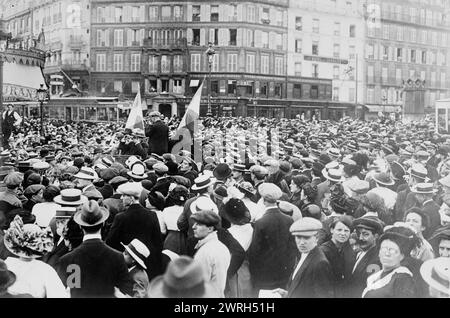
left=343, top=215, right=383, bottom=298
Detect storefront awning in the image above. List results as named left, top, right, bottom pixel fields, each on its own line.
left=3, top=61, right=47, bottom=101
left=189, top=80, right=200, bottom=87
left=365, top=105, right=401, bottom=113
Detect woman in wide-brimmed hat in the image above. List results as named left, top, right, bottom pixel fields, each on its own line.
left=222, top=198, right=253, bottom=298
left=3, top=215, right=68, bottom=298
left=159, top=186, right=189, bottom=255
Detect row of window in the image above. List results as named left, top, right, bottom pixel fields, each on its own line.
left=367, top=65, right=447, bottom=87
left=366, top=44, right=447, bottom=66
left=94, top=27, right=285, bottom=50
left=366, top=87, right=446, bottom=105
left=295, top=17, right=356, bottom=38
left=95, top=52, right=285, bottom=75
left=96, top=53, right=141, bottom=72
left=95, top=4, right=285, bottom=26
left=369, top=23, right=450, bottom=47
left=294, top=39, right=357, bottom=59
left=380, top=4, right=450, bottom=27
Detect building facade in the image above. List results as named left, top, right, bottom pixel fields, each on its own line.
left=1, top=0, right=91, bottom=97
left=287, top=0, right=366, bottom=120
left=362, top=0, right=450, bottom=118
left=90, top=0, right=338, bottom=119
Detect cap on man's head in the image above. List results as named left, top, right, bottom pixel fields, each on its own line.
left=190, top=210, right=221, bottom=227
left=258, top=183, right=282, bottom=203
left=290, top=217, right=322, bottom=236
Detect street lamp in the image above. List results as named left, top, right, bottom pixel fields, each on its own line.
left=37, top=83, right=48, bottom=136
left=205, top=42, right=215, bottom=117
left=381, top=94, right=387, bottom=115
left=0, top=30, right=12, bottom=150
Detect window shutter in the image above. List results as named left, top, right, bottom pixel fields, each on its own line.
left=237, top=4, right=243, bottom=21
left=202, top=5, right=210, bottom=22
left=186, top=29, right=193, bottom=44
left=187, top=5, right=192, bottom=22
left=106, top=53, right=113, bottom=71
left=104, top=29, right=109, bottom=46
left=127, top=29, right=132, bottom=46
left=283, top=33, right=287, bottom=51
left=269, top=32, right=275, bottom=50
left=255, top=30, right=261, bottom=48
left=140, top=29, right=145, bottom=45
left=209, top=29, right=215, bottom=43
left=258, top=7, right=264, bottom=22
left=200, top=28, right=206, bottom=45
left=140, top=6, right=145, bottom=22
left=219, top=29, right=226, bottom=46
left=219, top=5, right=228, bottom=22
left=123, top=6, right=130, bottom=22
left=269, top=8, right=276, bottom=25
left=106, top=6, right=113, bottom=23
left=237, top=29, right=243, bottom=47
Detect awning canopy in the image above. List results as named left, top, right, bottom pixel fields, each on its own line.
left=364, top=105, right=401, bottom=113
left=189, top=80, right=199, bottom=87
left=3, top=61, right=47, bottom=101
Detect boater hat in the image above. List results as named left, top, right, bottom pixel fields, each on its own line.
left=121, top=239, right=150, bottom=270
left=191, top=175, right=216, bottom=191
left=420, top=257, right=450, bottom=296
left=53, top=189, right=88, bottom=206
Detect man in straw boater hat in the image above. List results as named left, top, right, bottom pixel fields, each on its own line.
left=248, top=183, right=297, bottom=296
left=420, top=257, right=450, bottom=298
left=231, top=163, right=247, bottom=187
left=106, top=182, right=163, bottom=281
left=410, top=183, right=440, bottom=239
left=148, top=255, right=220, bottom=298
left=367, top=171, right=397, bottom=211
left=121, top=238, right=150, bottom=298
left=73, top=166, right=98, bottom=192
left=394, top=163, right=428, bottom=222
left=273, top=217, right=334, bottom=298
left=56, top=200, right=133, bottom=298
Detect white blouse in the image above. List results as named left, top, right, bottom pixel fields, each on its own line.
left=227, top=224, right=254, bottom=251
left=5, top=257, right=69, bottom=298
left=161, top=205, right=184, bottom=233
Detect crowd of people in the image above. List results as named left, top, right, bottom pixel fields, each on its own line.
left=0, top=107, right=450, bottom=298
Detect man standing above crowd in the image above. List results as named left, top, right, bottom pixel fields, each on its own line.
left=2, top=104, right=22, bottom=149
left=145, top=111, right=169, bottom=156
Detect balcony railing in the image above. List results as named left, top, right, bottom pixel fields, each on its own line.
left=143, top=37, right=187, bottom=49
left=61, top=59, right=89, bottom=71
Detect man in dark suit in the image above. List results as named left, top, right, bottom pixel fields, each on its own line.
left=343, top=216, right=383, bottom=298
left=106, top=182, right=164, bottom=280
left=412, top=183, right=441, bottom=239
left=274, top=217, right=334, bottom=298
left=145, top=111, right=169, bottom=156
left=248, top=183, right=297, bottom=295
left=56, top=200, right=133, bottom=298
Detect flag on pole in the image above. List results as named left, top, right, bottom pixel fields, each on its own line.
left=176, top=78, right=204, bottom=139
left=125, top=89, right=145, bottom=134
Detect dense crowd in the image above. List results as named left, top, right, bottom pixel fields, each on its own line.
left=0, top=109, right=450, bottom=298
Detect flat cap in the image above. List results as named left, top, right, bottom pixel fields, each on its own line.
left=83, top=188, right=104, bottom=200
left=353, top=215, right=384, bottom=234
left=4, top=172, right=24, bottom=187
left=290, top=217, right=322, bottom=236
left=258, top=183, right=282, bottom=203
left=153, top=162, right=169, bottom=174
left=249, top=165, right=269, bottom=178
left=32, top=161, right=50, bottom=170
left=24, top=184, right=45, bottom=197
left=190, top=210, right=221, bottom=227
left=100, top=168, right=119, bottom=182
left=109, top=176, right=129, bottom=187
left=347, top=179, right=370, bottom=194
left=117, top=182, right=142, bottom=198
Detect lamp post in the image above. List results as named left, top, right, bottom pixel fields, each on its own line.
left=381, top=94, right=387, bottom=115
left=37, top=83, right=48, bottom=136
left=205, top=42, right=215, bottom=117
left=0, top=31, right=12, bottom=150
